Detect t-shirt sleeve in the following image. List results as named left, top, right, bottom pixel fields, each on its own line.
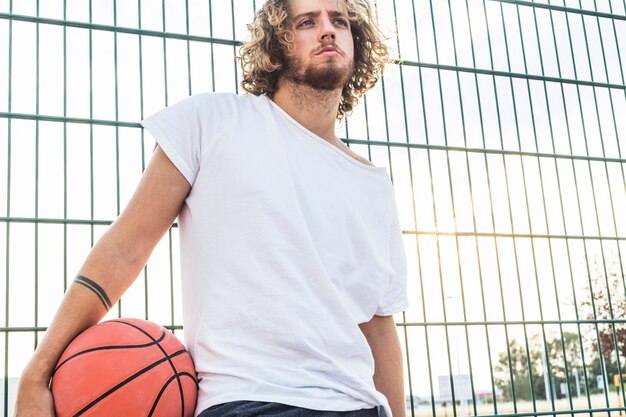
left=140, top=95, right=203, bottom=186
left=376, top=197, right=409, bottom=316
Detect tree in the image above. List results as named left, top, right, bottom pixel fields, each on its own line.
left=579, top=252, right=626, bottom=374
left=494, top=337, right=542, bottom=401
left=545, top=332, right=587, bottom=397
left=494, top=332, right=584, bottom=401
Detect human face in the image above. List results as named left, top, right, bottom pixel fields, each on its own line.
left=282, top=0, right=355, bottom=91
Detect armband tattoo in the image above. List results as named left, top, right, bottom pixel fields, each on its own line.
left=75, top=275, right=113, bottom=311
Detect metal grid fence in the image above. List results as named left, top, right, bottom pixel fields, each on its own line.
left=1, top=1, right=626, bottom=417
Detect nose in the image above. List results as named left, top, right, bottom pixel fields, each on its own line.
left=319, top=18, right=336, bottom=42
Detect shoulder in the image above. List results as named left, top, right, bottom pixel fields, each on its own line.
left=187, top=92, right=267, bottom=111
left=180, top=92, right=267, bottom=123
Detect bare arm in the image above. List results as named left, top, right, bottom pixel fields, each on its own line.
left=359, top=315, right=406, bottom=417
left=13, top=146, right=191, bottom=417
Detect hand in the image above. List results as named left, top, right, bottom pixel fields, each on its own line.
left=13, top=370, right=55, bottom=417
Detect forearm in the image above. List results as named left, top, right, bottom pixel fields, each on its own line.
left=360, top=315, right=406, bottom=417
left=22, top=282, right=110, bottom=384
left=372, top=330, right=406, bottom=417
left=21, top=229, right=149, bottom=383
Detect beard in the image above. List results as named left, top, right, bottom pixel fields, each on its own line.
left=282, top=53, right=354, bottom=92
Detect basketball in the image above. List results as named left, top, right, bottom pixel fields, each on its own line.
left=51, top=318, right=198, bottom=417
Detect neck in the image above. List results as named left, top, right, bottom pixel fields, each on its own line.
left=271, top=77, right=342, bottom=144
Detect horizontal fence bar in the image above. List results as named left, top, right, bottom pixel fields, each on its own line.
left=0, top=12, right=239, bottom=46
left=3, top=0, right=625, bottom=31
left=400, top=319, right=626, bottom=327
left=0, top=217, right=112, bottom=226
left=2, top=217, right=623, bottom=241
left=0, top=325, right=184, bottom=333
left=0, top=216, right=180, bottom=228
left=395, top=61, right=626, bottom=91
left=474, top=407, right=626, bottom=417
left=345, top=139, right=626, bottom=165
left=1, top=13, right=624, bottom=93
left=0, top=327, right=47, bottom=332
left=408, top=230, right=626, bottom=241
left=488, top=0, right=626, bottom=21
left=0, top=111, right=138, bottom=128
left=3, top=319, right=624, bottom=334
left=2, top=113, right=625, bottom=165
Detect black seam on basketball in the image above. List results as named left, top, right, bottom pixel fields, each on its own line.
left=75, top=275, right=113, bottom=310
left=147, top=372, right=197, bottom=417
left=72, top=349, right=187, bottom=417
left=112, top=320, right=189, bottom=416
left=52, top=331, right=167, bottom=376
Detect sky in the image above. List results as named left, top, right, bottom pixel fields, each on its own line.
left=1, top=0, right=626, bottom=413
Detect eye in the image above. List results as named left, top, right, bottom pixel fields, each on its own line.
left=334, top=17, right=349, bottom=26
left=298, top=19, right=314, bottom=27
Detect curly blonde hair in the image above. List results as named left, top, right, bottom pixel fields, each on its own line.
left=238, top=0, right=389, bottom=120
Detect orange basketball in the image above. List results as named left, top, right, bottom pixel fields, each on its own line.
left=51, top=318, right=198, bottom=417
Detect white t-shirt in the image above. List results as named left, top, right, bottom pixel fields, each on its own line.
left=141, top=93, right=408, bottom=417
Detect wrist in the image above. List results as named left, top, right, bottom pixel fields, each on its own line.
left=20, top=357, right=54, bottom=386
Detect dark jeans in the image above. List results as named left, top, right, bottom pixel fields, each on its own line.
left=198, top=400, right=379, bottom=417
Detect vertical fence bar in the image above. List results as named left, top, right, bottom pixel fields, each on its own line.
left=389, top=0, right=417, bottom=416
left=427, top=1, right=462, bottom=414
left=604, top=0, right=626, bottom=403
left=498, top=3, right=545, bottom=413
left=209, top=0, right=216, bottom=92
left=529, top=3, right=577, bottom=415
left=445, top=2, right=481, bottom=414
left=562, top=4, right=613, bottom=413
left=138, top=0, right=150, bottom=322
left=407, top=1, right=439, bottom=416
left=464, top=0, right=500, bottom=413
left=161, top=0, right=169, bottom=115
left=34, top=0, right=40, bottom=350
left=113, top=0, right=122, bottom=318
left=62, top=0, right=69, bottom=298
left=544, top=3, right=596, bottom=413
left=511, top=3, right=560, bottom=413
left=589, top=0, right=626, bottom=407
left=230, top=0, right=238, bottom=94
left=186, top=0, right=192, bottom=96
left=3, top=0, right=13, bottom=413
left=481, top=0, right=520, bottom=412
left=89, top=0, right=95, bottom=251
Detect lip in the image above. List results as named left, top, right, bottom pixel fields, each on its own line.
left=317, top=46, right=339, bottom=55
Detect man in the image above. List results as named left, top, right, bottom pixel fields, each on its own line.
left=13, top=0, right=408, bottom=416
